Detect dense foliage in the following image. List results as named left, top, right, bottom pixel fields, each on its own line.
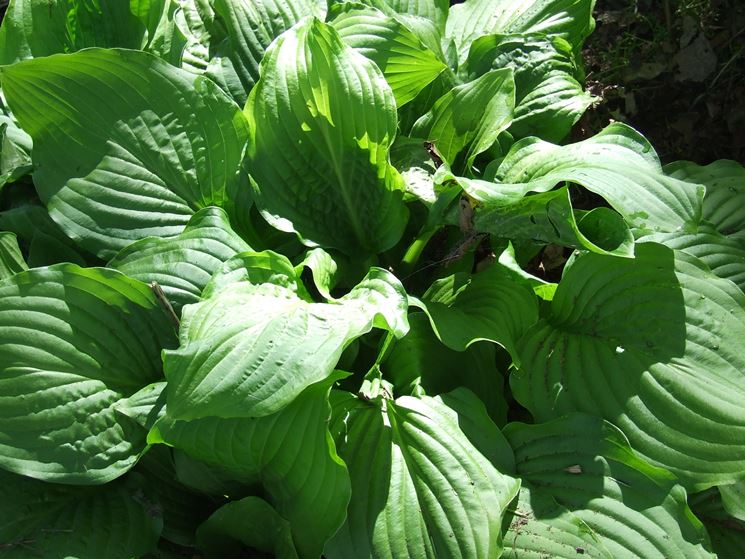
left=0, top=0, right=744, bottom=557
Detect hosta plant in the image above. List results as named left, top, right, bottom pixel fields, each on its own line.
left=0, top=0, right=744, bottom=558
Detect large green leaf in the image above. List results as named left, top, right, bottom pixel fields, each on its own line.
left=411, top=68, right=515, bottom=171
left=665, top=159, right=745, bottom=236
left=382, top=0, right=449, bottom=32
left=445, top=0, right=596, bottom=67
left=1, top=48, right=249, bottom=259
left=0, top=264, right=176, bottom=483
left=330, top=0, right=449, bottom=33
left=244, top=18, right=408, bottom=256
left=202, top=249, right=312, bottom=302
left=504, top=414, right=716, bottom=558
left=174, top=0, right=218, bottom=73
left=109, top=207, right=251, bottom=312
left=470, top=123, right=704, bottom=234
left=0, top=0, right=182, bottom=64
left=641, top=224, right=745, bottom=292
left=134, top=446, right=214, bottom=547
left=330, top=3, right=447, bottom=107
left=397, top=65, right=458, bottom=134
left=132, top=0, right=188, bottom=64
left=325, top=389, right=520, bottom=559
left=511, top=243, right=745, bottom=490
left=466, top=33, right=595, bottom=142
left=171, top=448, right=246, bottom=498
left=502, top=485, right=612, bottom=558
left=206, top=0, right=326, bottom=105
left=0, top=0, right=141, bottom=63
left=467, top=185, right=635, bottom=257
left=648, top=161, right=745, bottom=291
left=166, top=267, right=408, bottom=419
left=0, top=231, right=26, bottom=280
left=152, top=376, right=350, bottom=559
left=384, top=313, right=509, bottom=425
left=417, top=261, right=539, bottom=358
left=196, top=496, right=298, bottom=559
left=0, top=470, right=162, bottom=558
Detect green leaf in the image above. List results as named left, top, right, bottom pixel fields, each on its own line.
left=504, top=414, right=716, bottom=559
left=640, top=224, right=745, bottom=292
left=384, top=313, right=509, bottom=425
left=202, top=249, right=306, bottom=299
left=166, top=267, right=408, bottom=419
left=0, top=264, right=177, bottom=483
left=397, top=65, right=458, bottom=134
left=196, top=496, right=299, bottom=559
left=294, top=247, right=340, bottom=300
left=446, top=0, right=596, bottom=67
left=115, top=382, right=168, bottom=435
left=135, top=446, right=214, bottom=547
left=665, top=159, right=745, bottom=236
left=331, top=0, right=449, bottom=33
left=132, top=0, right=189, bottom=66
left=26, top=230, right=88, bottom=268
left=0, top=188, right=91, bottom=267
left=325, top=390, right=520, bottom=558
left=109, top=207, right=251, bottom=313
left=436, top=387, right=516, bottom=472
left=411, top=68, right=515, bottom=170
left=476, top=123, right=704, bottom=234
left=0, top=115, right=33, bottom=187
left=720, top=480, right=745, bottom=521
left=512, top=243, right=745, bottom=490
left=171, top=449, right=246, bottom=498
left=503, top=485, right=612, bottom=558
left=416, top=262, right=539, bottom=357
left=390, top=136, right=440, bottom=204
left=649, top=161, right=745, bottom=291
left=152, top=377, right=350, bottom=559
left=0, top=0, right=180, bottom=64
left=0, top=231, right=27, bottom=280
left=205, top=0, right=326, bottom=105
left=690, top=488, right=745, bottom=559
left=330, top=3, right=447, bottom=107
left=1, top=48, right=249, bottom=259
left=383, top=0, right=449, bottom=32
left=244, top=18, right=408, bottom=256
left=174, top=0, right=218, bottom=73
left=470, top=186, right=635, bottom=257
left=466, top=33, right=595, bottom=142
left=0, top=469, right=162, bottom=558
left=494, top=242, right=558, bottom=300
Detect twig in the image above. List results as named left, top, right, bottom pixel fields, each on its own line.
left=708, top=46, right=744, bottom=91
left=663, top=0, right=672, bottom=37
left=149, top=282, right=180, bottom=330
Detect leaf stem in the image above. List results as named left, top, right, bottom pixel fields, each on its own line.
left=399, top=227, right=437, bottom=277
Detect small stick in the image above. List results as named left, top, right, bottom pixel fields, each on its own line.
left=149, top=281, right=180, bottom=330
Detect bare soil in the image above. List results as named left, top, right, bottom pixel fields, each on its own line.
left=581, top=0, right=745, bottom=164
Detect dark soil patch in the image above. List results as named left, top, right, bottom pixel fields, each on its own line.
left=581, top=0, right=745, bottom=164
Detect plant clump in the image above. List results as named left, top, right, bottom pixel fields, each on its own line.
left=0, top=1, right=743, bottom=558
